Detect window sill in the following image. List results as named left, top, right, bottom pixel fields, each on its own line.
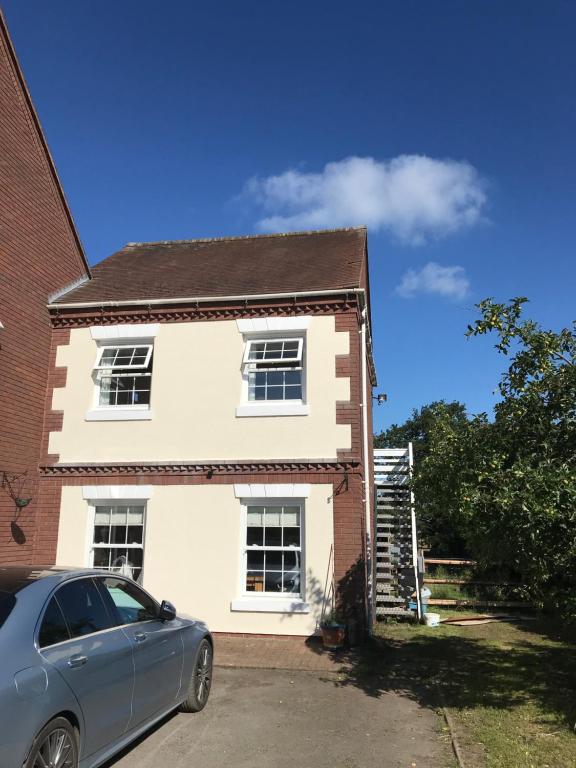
left=85, top=409, right=154, bottom=422
left=230, top=597, right=310, bottom=614
left=235, top=403, right=309, bottom=418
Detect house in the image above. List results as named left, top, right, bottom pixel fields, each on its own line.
left=40, top=229, right=377, bottom=635
left=0, top=11, right=90, bottom=564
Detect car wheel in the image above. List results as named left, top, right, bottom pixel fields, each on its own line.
left=25, top=716, right=78, bottom=768
left=180, top=638, right=213, bottom=713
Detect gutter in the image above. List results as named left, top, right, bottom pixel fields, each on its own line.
left=48, top=287, right=367, bottom=310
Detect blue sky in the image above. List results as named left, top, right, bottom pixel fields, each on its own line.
left=4, top=1, right=575, bottom=433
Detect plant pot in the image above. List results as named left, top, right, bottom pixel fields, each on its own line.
left=321, top=624, right=346, bottom=649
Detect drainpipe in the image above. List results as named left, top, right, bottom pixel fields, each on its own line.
left=360, top=307, right=373, bottom=632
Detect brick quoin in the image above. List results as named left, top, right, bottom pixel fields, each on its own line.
left=0, top=15, right=89, bottom=564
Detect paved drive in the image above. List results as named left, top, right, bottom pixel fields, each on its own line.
left=106, top=667, right=452, bottom=768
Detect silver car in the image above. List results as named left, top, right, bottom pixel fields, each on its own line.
left=0, top=566, right=213, bottom=768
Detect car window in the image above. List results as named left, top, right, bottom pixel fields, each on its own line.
left=0, top=591, right=16, bottom=631
left=39, top=597, right=70, bottom=648
left=100, top=577, right=158, bottom=625
left=55, top=578, right=113, bottom=638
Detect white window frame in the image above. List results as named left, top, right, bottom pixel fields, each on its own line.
left=86, top=499, right=147, bottom=584
left=87, top=338, right=155, bottom=421
left=242, top=337, right=304, bottom=367
left=230, top=498, right=309, bottom=613
left=94, top=343, right=153, bottom=371
left=236, top=333, right=309, bottom=418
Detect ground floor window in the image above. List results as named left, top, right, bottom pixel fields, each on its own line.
left=244, top=502, right=302, bottom=595
left=91, top=503, right=145, bottom=582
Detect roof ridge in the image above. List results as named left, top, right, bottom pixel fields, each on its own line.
left=125, top=226, right=367, bottom=248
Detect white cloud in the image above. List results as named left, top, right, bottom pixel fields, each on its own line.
left=243, top=155, right=487, bottom=245
left=396, top=262, right=470, bottom=301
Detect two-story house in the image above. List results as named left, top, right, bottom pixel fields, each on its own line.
left=39, top=229, right=376, bottom=637
left=0, top=11, right=90, bottom=564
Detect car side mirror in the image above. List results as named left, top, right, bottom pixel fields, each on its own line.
left=158, top=600, right=176, bottom=622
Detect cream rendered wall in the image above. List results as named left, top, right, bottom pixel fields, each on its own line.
left=56, top=483, right=334, bottom=636
left=50, top=317, right=350, bottom=463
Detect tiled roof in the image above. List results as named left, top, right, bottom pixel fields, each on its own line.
left=52, top=227, right=367, bottom=304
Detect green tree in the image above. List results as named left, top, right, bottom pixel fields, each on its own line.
left=378, top=298, right=576, bottom=615
left=375, top=401, right=471, bottom=555
left=459, top=298, right=576, bottom=612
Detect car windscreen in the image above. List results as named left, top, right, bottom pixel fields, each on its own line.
left=0, top=590, right=17, bottom=630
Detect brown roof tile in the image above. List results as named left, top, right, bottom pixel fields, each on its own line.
left=53, top=227, right=367, bottom=305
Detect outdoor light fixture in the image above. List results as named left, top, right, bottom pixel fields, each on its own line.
left=1, top=471, right=32, bottom=510
left=373, top=393, right=388, bottom=405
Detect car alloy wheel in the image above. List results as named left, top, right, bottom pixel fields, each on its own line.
left=33, top=728, right=75, bottom=768
left=195, top=641, right=212, bottom=704
left=29, top=722, right=77, bottom=768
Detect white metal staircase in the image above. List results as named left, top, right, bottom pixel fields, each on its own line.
left=374, top=446, right=421, bottom=618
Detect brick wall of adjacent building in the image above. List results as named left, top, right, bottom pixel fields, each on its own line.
left=0, top=14, right=89, bottom=564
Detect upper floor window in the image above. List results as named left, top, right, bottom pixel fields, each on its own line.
left=243, top=338, right=303, bottom=402
left=94, top=344, right=153, bottom=408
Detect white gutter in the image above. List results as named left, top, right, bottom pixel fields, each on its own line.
left=48, top=287, right=366, bottom=310
left=360, top=307, right=373, bottom=631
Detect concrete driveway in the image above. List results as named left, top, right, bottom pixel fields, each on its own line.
left=106, top=667, right=453, bottom=768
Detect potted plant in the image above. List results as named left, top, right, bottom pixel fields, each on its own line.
left=320, top=611, right=346, bottom=649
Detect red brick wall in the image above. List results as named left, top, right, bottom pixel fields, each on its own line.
left=0, top=17, right=88, bottom=563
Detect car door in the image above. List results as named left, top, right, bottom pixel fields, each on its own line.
left=98, top=576, right=184, bottom=727
left=38, top=577, right=134, bottom=759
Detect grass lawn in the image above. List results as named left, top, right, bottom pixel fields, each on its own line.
left=333, top=612, right=576, bottom=767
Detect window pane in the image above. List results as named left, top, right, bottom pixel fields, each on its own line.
left=246, top=572, right=264, bottom=592
left=100, top=348, right=117, bottom=365
left=283, top=527, right=300, bottom=547
left=265, top=572, right=282, bottom=592
left=264, top=509, right=281, bottom=526
left=93, top=549, right=111, bottom=568
left=127, top=508, right=144, bottom=524
left=111, top=525, right=127, bottom=544
left=126, top=526, right=143, bottom=544
left=247, top=527, right=263, bottom=546
left=284, top=370, right=302, bottom=384
left=264, top=527, right=282, bottom=547
left=283, top=508, right=300, bottom=526
left=283, top=341, right=299, bottom=357
left=247, top=508, right=264, bottom=526
left=94, top=509, right=110, bottom=525
left=266, top=386, right=284, bottom=400
left=116, top=389, right=132, bottom=406
left=39, top=598, right=70, bottom=648
left=94, top=525, right=110, bottom=544
left=110, top=508, right=127, bottom=525
left=267, top=371, right=283, bottom=385
left=285, top=385, right=302, bottom=400
left=101, top=577, right=157, bottom=624
left=248, top=343, right=265, bottom=360
left=283, top=570, right=300, bottom=593
left=283, top=551, right=299, bottom=569
left=56, top=579, right=112, bottom=638
left=266, top=551, right=282, bottom=570
left=247, top=551, right=264, bottom=569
